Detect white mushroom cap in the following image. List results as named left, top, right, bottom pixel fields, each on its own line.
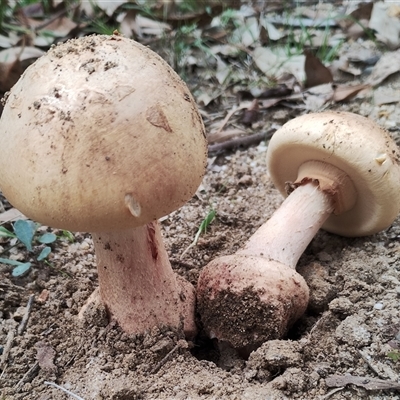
left=267, top=111, right=400, bottom=237
left=0, top=35, right=207, bottom=232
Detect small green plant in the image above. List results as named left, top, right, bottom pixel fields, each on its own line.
left=387, top=349, right=400, bottom=363
left=181, top=208, right=216, bottom=258
left=281, top=10, right=342, bottom=64
left=0, top=219, right=72, bottom=277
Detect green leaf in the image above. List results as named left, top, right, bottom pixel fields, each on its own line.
left=13, top=220, right=37, bottom=251
left=12, top=262, right=31, bottom=277
left=37, top=246, right=51, bottom=261
left=0, top=257, right=25, bottom=266
left=0, top=226, right=16, bottom=238
left=61, top=230, right=75, bottom=242
left=38, top=233, right=57, bottom=244
left=387, top=351, right=400, bottom=362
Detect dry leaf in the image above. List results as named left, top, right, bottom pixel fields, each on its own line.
left=260, top=19, right=284, bottom=41
left=80, top=0, right=124, bottom=17
left=231, top=17, right=259, bottom=47
left=135, top=14, right=171, bottom=37
left=253, top=46, right=305, bottom=84
left=374, top=89, right=400, bottom=106
left=304, top=50, right=333, bottom=88
left=215, top=57, right=231, bottom=85
left=241, top=99, right=259, bottom=126
left=0, top=46, right=44, bottom=63
left=303, top=83, right=334, bottom=110
left=0, top=208, right=28, bottom=223
left=369, top=2, right=400, bottom=49
left=39, top=16, right=78, bottom=37
left=260, top=98, right=286, bottom=109
left=366, top=50, right=400, bottom=86
left=333, top=83, right=369, bottom=102
left=338, top=2, right=373, bottom=39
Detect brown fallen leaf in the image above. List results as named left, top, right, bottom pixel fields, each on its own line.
left=304, top=50, right=333, bottom=88
left=241, top=99, right=259, bottom=126
left=332, top=83, right=369, bottom=102
left=338, top=2, right=373, bottom=40
left=326, top=374, right=400, bottom=391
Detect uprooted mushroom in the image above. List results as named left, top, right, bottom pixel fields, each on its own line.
left=0, top=34, right=207, bottom=338
left=197, top=111, right=400, bottom=352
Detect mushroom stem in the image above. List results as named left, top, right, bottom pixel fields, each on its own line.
left=237, top=181, right=334, bottom=268
left=197, top=161, right=357, bottom=349
left=91, top=221, right=196, bottom=338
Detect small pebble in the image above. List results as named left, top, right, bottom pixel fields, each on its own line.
left=374, top=302, right=384, bottom=310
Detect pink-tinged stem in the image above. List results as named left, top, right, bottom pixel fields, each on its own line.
left=91, top=221, right=196, bottom=338
left=237, top=182, right=334, bottom=268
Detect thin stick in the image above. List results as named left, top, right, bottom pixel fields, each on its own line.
left=18, top=294, right=35, bottom=335
left=44, top=381, right=85, bottom=400
left=319, top=387, right=345, bottom=399
left=15, top=361, right=39, bottom=389
left=0, top=325, right=15, bottom=371
left=208, top=130, right=274, bottom=154
left=151, top=340, right=188, bottom=374
left=215, top=104, right=249, bottom=136
left=357, top=349, right=386, bottom=379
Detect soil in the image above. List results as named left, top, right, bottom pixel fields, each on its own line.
left=2, top=37, right=400, bottom=400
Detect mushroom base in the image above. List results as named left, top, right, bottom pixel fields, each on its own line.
left=84, top=222, right=197, bottom=339
left=197, top=255, right=309, bottom=350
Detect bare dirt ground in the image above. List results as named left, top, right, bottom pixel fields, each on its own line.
left=2, top=1, right=400, bottom=399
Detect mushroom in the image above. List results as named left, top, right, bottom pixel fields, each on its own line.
left=0, top=34, right=207, bottom=338
left=197, top=111, right=400, bottom=351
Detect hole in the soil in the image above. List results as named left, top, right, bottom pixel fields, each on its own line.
left=286, top=314, right=309, bottom=341
left=190, top=335, right=220, bottom=364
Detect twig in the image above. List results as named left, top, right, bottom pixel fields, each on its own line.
left=357, top=349, right=386, bottom=379
left=319, top=387, right=345, bottom=399
left=18, top=294, right=35, bottom=335
left=208, top=130, right=274, bottom=155
left=151, top=340, right=188, bottom=374
left=44, top=381, right=85, bottom=400
left=0, top=324, right=16, bottom=371
left=215, top=104, right=250, bottom=136
left=0, top=363, right=7, bottom=380
left=14, top=361, right=39, bottom=389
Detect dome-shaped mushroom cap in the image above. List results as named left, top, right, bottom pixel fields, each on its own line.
left=267, top=111, right=400, bottom=236
left=0, top=35, right=207, bottom=232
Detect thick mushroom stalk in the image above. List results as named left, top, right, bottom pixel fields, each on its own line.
left=0, top=34, right=207, bottom=338
left=197, top=111, right=400, bottom=351
left=90, top=222, right=196, bottom=337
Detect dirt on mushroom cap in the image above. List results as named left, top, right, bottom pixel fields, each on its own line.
left=0, top=34, right=207, bottom=232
